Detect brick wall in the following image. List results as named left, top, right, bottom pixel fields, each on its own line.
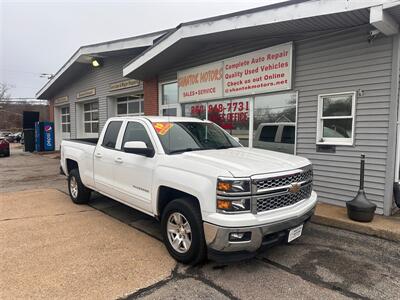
left=143, top=78, right=159, bottom=116
left=49, top=100, right=54, bottom=122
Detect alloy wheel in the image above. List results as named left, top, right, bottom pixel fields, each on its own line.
left=70, top=176, right=78, bottom=198
left=167, top=212, right=192, bottom=253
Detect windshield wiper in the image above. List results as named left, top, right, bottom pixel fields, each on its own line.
left=168, top=148, right=203, bottom=154
left=215, top=145, right=235, bottom=149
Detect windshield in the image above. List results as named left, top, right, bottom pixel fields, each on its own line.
left=152, top=122, right=241, bottom=154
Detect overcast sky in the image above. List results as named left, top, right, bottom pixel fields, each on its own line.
left=0, top=0, right=285, bottom=99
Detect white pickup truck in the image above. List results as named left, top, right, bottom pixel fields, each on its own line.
left=61, top=116, right=317, bottom=264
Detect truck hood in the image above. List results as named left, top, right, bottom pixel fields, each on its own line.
left=182, top=147, right=310, bottom=177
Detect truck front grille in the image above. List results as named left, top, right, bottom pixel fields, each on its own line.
left=256, top=183, right=312, bottom=213
left=254, top=168, right=313, bottom=192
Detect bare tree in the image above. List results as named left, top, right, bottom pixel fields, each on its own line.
left=0, top=83, right=11, bottom=101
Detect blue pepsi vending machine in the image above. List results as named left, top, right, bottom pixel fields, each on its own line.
left=35, top=122, right=55, bottom=152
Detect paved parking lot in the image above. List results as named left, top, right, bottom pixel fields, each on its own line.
left=1, top=189, right=175, bottom=299
left=1, top=145, right=399, bottom=299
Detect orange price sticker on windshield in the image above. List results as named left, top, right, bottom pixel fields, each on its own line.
left=153, top=122, right=173, bottom=135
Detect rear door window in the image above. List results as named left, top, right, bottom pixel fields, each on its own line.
left=102, top=121, right=123, bottom=149
left=259, top=125, right=278, bottom=142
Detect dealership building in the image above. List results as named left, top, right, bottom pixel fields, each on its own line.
left=37, top=0, right=400, bottom=215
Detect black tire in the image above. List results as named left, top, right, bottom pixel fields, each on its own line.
left=4, top=149, right=10, bottom=157
left=68, top=169, right=91, bottom=204
left=161, top=198, right=207, bottom=265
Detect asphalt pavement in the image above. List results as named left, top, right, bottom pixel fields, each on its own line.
left=1, top=144, right=399, bottom=300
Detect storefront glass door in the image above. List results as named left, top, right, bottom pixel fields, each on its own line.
left=160, top=82, right=180, bottom=116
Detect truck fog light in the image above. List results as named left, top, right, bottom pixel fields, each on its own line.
left=217, top=198, right=251, bottom=212
left=229, top=232, right=251, bottom=242
left=217, top=199, right=232, bottom=210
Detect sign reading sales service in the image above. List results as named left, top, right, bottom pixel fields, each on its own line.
left=177, top=42, right=293, bottom=102
left=178, top=61, right=223, bottom=103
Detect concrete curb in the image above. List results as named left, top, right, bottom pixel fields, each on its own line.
left=311, top=202, right=400, bottom=242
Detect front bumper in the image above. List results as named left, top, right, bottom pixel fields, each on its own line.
left=203, top=204, right=315, bottom=253
left=0, top=147, right=9, bottom=155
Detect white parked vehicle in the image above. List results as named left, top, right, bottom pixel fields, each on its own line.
left=61, top=117, right=317, bottom=264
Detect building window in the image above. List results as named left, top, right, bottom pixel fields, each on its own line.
left=182, top=93, right=298, bottom=153
left=183, top=103, right=207, bottom=120
left=159, top=81, right=180, bottom=116
left=83, top=102, right=99, bottom=133
left=117, top=95, right=144, bottom=116
left=61, top=106, right=70, bottom=133
left=317, top=92, right=356, bottom=145
left=183, top=99, right=249, bottom=146
left=253, top=92, right=297, bottom=154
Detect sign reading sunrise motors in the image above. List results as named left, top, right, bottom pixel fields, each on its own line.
left=178, top=62, right=223, bottom=102
left=177, top=42, right=293, bottom=102
left=223, top=42, right=292, bottom=97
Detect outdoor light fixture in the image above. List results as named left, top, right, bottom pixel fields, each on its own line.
left=91, top=58, right=102, bottom=68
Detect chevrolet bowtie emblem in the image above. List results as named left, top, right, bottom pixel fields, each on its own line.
left=288, top=182, right=301, bottom=193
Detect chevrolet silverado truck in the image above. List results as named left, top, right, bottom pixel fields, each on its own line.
left=61, top=116, right=317, bottom=264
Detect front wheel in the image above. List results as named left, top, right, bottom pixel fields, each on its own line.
left=161, top=198, right=207, bottom=265
left=68, top=169, right=91, bottom=204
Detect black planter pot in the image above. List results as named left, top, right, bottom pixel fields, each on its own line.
left=394, top=182, right=400, bottom=208
left=346, top=190, right=376, bottom=222
left=346, top=154, right=376, bottom=222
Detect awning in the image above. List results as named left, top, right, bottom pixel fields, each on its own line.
left=122, top=0, right=399, bottom=80
left=36, top=30, right=170, bottom=99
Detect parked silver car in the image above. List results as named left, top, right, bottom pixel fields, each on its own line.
left=253, top=123, right=295, bottom=154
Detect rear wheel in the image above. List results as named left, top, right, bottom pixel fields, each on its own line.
left=161, top=198, right=207, bottom=265
left=4, top=149, right=10, bottom=157
left=68, top=169, right=91, bottom=204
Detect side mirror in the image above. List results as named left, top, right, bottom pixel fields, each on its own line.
left=123, top=141, right=154, bottom=157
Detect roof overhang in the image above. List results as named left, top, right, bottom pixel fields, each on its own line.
left=123, top=0, right=400, bottom=80
left=36, top=30, right=170, bottom=99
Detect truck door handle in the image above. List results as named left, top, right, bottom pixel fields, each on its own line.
left=95, top=152, right=103, bottom=158
left=114, top=157, right=123, bottom=163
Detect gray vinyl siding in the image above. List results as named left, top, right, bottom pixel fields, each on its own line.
left=158, top=27, right=395, bottom=214
left=52, top=55, right=144, bottom=138
left=295, top=30, right=393, bottom=214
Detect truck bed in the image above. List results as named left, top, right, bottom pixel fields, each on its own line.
left=67, top=138, right=99, bottom=145
left=61, top=139, right=98, bottom=188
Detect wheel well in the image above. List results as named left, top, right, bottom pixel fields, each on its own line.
left=66, top=159, right=78, bottom=174
left=157, top=186, right=200, bottom=218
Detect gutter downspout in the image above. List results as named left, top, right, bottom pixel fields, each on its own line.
left=383, top=33, right=400, bottom=216
left=395, top=32, right=400, bottom=195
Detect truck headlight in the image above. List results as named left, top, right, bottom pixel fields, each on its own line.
left=217, top=178, right=251, bottom=195
left=217, top=198, right=251, bottom=213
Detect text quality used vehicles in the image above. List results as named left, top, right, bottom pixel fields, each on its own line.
left=60, top=117, right=317, bottom=264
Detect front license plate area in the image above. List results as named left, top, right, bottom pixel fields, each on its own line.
left=288, top=224, right=303, bottom=243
